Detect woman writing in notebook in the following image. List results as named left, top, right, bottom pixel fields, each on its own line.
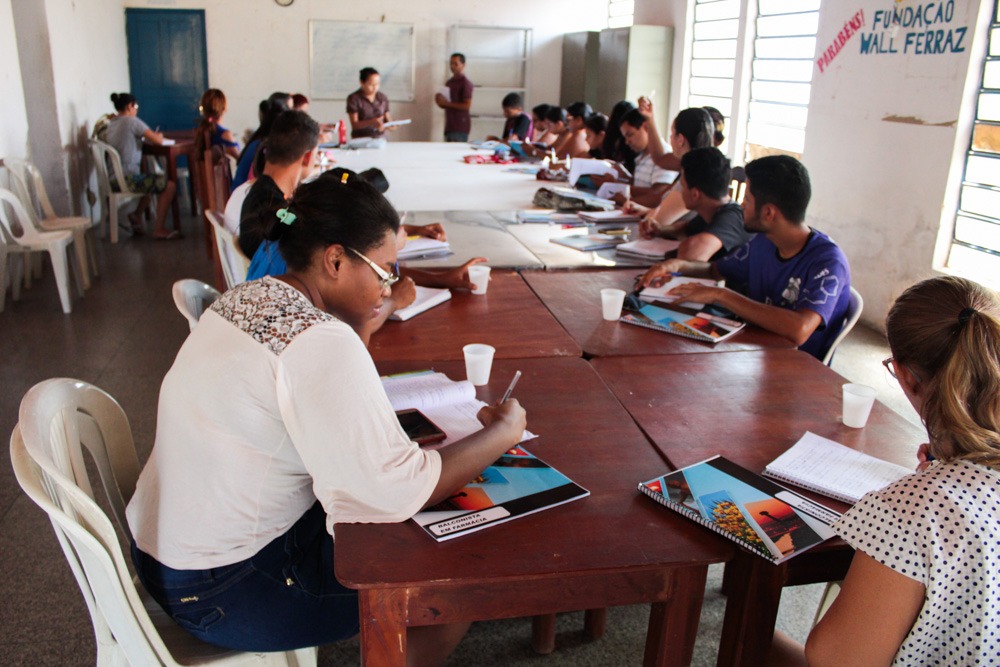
left=773, top=275, right=1000, bottom=665
left=126, top=175, right=526, bottom=662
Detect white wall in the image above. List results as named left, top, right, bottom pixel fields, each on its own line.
left=0, top=0, right=29, bottom=160
left=123, top=0, right=610, bottom=142
left=45, top=0, right=130, bottom=214
left=803, top=0, right=994, bottom=327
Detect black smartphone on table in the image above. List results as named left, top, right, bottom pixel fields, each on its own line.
left=396, top=409, right=447, bottom=445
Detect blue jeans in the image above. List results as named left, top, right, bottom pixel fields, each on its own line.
left=132, top=503, right=358, bottom=651
left=445, top=132, right=469, bottom=142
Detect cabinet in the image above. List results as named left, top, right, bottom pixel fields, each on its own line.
left=560, top=31, right=600, bottom=107
left=559, top=25, right=673, bottom=130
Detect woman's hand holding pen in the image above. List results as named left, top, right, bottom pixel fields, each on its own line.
left=477, top=399, right=527, bottom=446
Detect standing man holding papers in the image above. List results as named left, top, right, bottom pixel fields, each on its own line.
left=436, top=53, right=473, bottom=142
left=640, top=155, right=850, bottom=360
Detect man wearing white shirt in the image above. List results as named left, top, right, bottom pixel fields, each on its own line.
left=617, top=108, right=677, bottom=208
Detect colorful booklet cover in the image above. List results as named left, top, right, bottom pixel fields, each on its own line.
left=620, top=298, right=745, bottom=344
left=413, top=445, right=589, bottom=541
left=639, top=456, right=841, bottom=564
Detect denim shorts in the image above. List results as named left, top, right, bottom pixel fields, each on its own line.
left=132, top=502, right=359, bottom=652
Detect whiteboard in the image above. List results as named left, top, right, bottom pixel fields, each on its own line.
left=309, top=21, right=415, bottom=102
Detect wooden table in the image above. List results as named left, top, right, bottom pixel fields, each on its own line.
left=591, top=350, right=924, bottom=665
left=368, top=270, right=582, bottom=362
left=142, top=136, right=197, bottom=228
left=523, top=269, right=797, bottom=357
left=335, top=357, right=734, bottom=666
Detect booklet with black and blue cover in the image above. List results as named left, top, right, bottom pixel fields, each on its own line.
left=639, top=456, right=840, bottom=563
left=413, top=445, right=589, bottom=541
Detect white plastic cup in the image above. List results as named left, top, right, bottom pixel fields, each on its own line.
left=601, top=288, right=627, bottom=321
left=463, top=344, right=496, bottom=386
left=468, top=265, right=492, bottom=295
left=842, top=383, right=877, bottom=428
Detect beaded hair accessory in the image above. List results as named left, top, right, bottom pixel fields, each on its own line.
left=276, top=208, right=297, bottom=225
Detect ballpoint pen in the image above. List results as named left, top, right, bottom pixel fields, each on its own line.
left=500, top=371, right=522, bottom=403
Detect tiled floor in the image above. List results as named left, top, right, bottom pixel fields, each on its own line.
left=0, top=216, right=920, bottom=665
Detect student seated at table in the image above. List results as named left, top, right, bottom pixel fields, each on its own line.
left=602, top=101, right=639, bottom=171
left=625, top=107, right=716, bottom=236
left=245, top=169, right=488, bottom=333
left=562, top=101, right=594, bottom=159
left=523, top=107, right=572, bottom=158
left=666, top=147, right=751, bottom=262
left=486, top=92, right=532, bottom=143
left=583, top=113, right=609, bottom=158
left=530, top=103, right=556, bottom=145
left=194, top=88, right=240, bottom=160
left=127, top=174, right=527, bottom=661
left=602, top=108, right=675, bottom=208
left=232, top=92, right=291, bottom=190
left=347, top=67, right=395, bottom=139
left=703, top=105, right=726, bottom=147
left=103, top=92, right=179, bottom=240
left=640, top=155, right=850, bottom=360
left=771, top=275, right=1000, bottom=666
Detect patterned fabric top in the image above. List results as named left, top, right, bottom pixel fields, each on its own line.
left=210, top=277, right=333, bottom=355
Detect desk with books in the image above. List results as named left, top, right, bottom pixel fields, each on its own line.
left=590, top=350, right=924, bottom=665
left=368, top=270, right=582, bottom=362
left=335, top=357, right=733, bottom=666
left=522, top=269, right=797, bottom=357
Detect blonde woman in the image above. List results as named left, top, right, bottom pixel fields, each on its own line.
left=775, top=276, right=1000, bottom=665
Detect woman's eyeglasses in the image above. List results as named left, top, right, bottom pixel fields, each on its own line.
left=882, top=356, right=898, bottom=379
left=347, top=247, right=399, bottom=290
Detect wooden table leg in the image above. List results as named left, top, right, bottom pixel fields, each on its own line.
left=165, top=155, right=181, bottom=230
left=716, top=554, right=786, bottom=666
left=584, top=608, right=607, bottom=639
left=358, top=588, right=408, bottom=667
left=643, top=565, right=708, bottom=667
left=531, top=614, right=556, bottom=654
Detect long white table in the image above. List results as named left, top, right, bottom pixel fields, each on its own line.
left=325, top=142, right=541, bottom=211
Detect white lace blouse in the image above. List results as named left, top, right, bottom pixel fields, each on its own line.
left=127, top=277, right=441, bottom=570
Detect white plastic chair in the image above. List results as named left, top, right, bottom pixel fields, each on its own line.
left=822, top=286, right=864, bottom=366
left=2, top=160, right=97, bottom=289
left=172, top=279, right=221, bottom=331
left=0, top=187, right=83, bottom=313
left=11, top=378, right=317, bottom=667
left=89, top=139, right=150, bottom=243
left=206, top=209, right=249, bottom=289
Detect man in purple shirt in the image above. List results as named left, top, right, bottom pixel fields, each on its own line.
left=639, top=155, right=851, bottom=360
left=435, top=53, right=473, bottom=142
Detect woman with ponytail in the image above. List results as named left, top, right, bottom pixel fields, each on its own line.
left=194, top=88, right=239, bottom=159
left=776, top=276, right=1000, bottom=665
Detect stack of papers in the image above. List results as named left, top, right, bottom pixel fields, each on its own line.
left=398, top=237, right=452, bottom=260
left=578, top=210, right=643, bottom=223
left=516, top=210, right=584, bottom=224
left=550, top=233, right=627, bottom=252
left=615, top=238, right=681, bottom=261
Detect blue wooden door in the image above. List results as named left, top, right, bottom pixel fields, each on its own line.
left=125, top=9, right=207, bottom=132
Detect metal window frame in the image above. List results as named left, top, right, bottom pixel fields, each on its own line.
left=952, top=2, right=1000, bottom=260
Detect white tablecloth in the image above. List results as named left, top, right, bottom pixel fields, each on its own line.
left=324, top=142, right=541, bottom=212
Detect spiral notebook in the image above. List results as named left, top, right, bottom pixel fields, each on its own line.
left=763, top=432, right=912, bottom=504
left=639, top=456, right=840, bottom=564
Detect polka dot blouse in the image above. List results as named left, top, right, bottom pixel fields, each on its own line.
left=835, top=459, right=1000, bottom=665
